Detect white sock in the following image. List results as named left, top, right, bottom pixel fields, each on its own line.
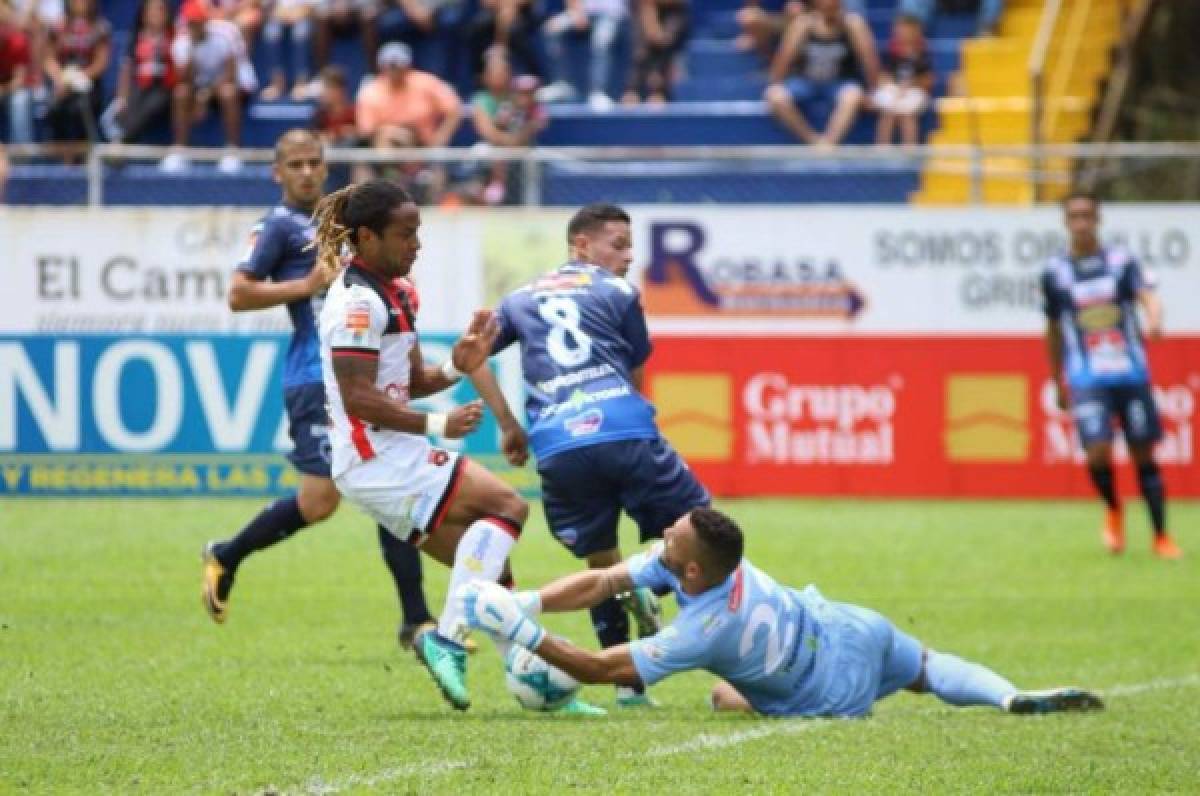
left=437, top=516, right=520, bottom=645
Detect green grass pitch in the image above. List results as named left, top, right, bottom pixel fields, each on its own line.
left=3, top=498, right=1198, bottom=793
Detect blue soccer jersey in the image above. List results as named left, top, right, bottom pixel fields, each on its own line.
left=492, top=263, right=659, bottom=459
left=1041, top=247, right=1154, bottom=391
left=237, top=203, right=323, bottom=388
left=627, top=543, right=836, bottom=717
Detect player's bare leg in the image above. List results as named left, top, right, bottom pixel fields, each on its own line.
left=203, top=474, right=339, bottom=623
left=413, top=459, right=528, bottom=710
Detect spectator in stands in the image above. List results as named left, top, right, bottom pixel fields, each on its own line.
left=873, top=13, right=932, bottom=146
left=375, top=0, right=464, bottom=63
left=43, top=0, right=110, bottom=153
left=466, top=0, right=542, bottom=81
left=163, top=0, right=258, bottom=173
left=538, top=0, right=630, bottom=110
left=900, top=0, right=1003, bottom=37
left=735, top=0, right=862, bottom=60
left=356, top=41, right=460, bottom=200
left=314, top=0, right=376, bottom=74
left=260, top=0, right=315, bottom=100
left=0, top=141, right=7, bottom=199
left=0, top=0, right=34, bottom=144
left=623, top=0, right=689, bottom=105
left=313, top=63, right=357, bottom=145
left=470, top=48, right=545, bottom=204
left=764, top=0, right=878, bottom=148
left=356, top=41, right=460, bottom=148
left=105, top=0, right=175, bottom=144
left=207, top=0, right=264, bottom=46
left=12, top=0, right=63, bottom=96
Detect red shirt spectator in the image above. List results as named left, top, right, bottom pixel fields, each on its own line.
left=132, top=24, right=175, bottom=89
left=0, top=22, right=31, bottom=86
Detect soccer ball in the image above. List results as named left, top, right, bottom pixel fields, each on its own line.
left=504, top=646, right=580, bottom=711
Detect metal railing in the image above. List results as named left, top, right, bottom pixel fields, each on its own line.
left=6, top=141, right=1200, bottom=206
left=1028, top=0, right=1064, bottom=202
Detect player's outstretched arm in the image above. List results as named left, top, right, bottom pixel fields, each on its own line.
left=1138, top=288, right=1164, bottom=339
left=469, top=367, right=528, bottom=466
left=228, top=267, right=333, bottom=312
left=533, top=635, right=643, bottom=687
left=534, top=563, right=636, bottom=614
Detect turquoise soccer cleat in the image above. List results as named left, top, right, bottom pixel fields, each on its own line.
left=552, top=697, right=608, bottom=717
left=414, top=629, right=471, bottom=711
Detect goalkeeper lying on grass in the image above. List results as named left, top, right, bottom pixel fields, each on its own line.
left=460, top=507, right=1104, bottom=718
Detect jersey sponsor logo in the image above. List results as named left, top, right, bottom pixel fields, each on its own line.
left=700, top=613, right=724, bottom=637
left=532, top=272, right=592, bottom=293
left=344, top=298, right=371, bottom=339
left=944, top=373, right=1029, bottom=463
left=653, top=372, right=733, bottom=462
left=1069, top=275, right=1116, bottom=307
left=539, top=385, right=632, bottom=419
left=1076, top=303, right=1120, bottom=331
left=564, top=408, right=603, bottom=437
left=534, top=363, right=615, bottom=395
left=642, top=221, right=866, bottom=319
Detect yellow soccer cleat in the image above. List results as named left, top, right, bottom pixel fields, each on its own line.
left=201, top=542, right=235, bottom=624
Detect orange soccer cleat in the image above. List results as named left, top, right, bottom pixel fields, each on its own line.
left=1101, top=507, right=1125, bottom=554
left=1152, top=535, right=1184, bottom=560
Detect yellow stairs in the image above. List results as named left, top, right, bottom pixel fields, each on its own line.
left=912, top=0, right=1127, bottom=205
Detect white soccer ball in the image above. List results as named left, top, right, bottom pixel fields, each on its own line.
left=504, top=646, right=580, bottom=711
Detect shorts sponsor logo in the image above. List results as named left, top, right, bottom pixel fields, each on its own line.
left=653, top=372, right=733, bottom=463
left=555, top=526, right=578, bottom=547
left=743, top=375, right=896, bottom=465
left=564, top=408, right=603, bottom=437
left=642, top=642, right=665, bottom=661
left=427, top=448, right=450, bottom=467
left=944, top=373, right=1029, bottom=463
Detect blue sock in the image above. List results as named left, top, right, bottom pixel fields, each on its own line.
left=216, top=496, right=308, bottom=570
left=590, top=596, right=643, bottom=694
left=924, top=650, right=1016, bottom=709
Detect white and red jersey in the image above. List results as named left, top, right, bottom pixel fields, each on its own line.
left=319, top=261, right=423, bottom=478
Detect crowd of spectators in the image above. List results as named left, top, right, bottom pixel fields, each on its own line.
left=0, top=0, right=1004, bottom=199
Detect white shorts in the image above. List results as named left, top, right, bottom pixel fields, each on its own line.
left=872, top=84, right=928, bottom=115
left=335, top=440, right=464, bottom=545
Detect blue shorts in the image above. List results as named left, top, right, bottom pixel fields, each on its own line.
left=784, top=77, right=862, bottom=108
left=537, top=436, right=711, bottom=558
left=283, top=382, right=332, bottom=478
left=1070, top=382, right=1162, bottom=448
left=809, top=603, right=923, bottom=718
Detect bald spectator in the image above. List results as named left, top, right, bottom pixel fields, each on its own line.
left=355, top=40, right=460, bottom=149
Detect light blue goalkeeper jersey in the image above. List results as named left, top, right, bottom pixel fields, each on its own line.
left=627, top=543, right=841, bottom=717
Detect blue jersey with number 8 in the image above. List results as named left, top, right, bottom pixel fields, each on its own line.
left=492, top=262, right=659, bottom=459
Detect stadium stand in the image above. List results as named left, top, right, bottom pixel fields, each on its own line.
left=3, top=0, right=1003, bottom=205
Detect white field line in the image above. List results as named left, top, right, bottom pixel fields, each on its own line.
left=298, top=759, right=468, bottom=795
left=285, top=673, right=1200, bottom=790
left=646, top=719, right=823, bottom=757
left=1103, top=673, right=1200, bottom=698
left=646, top=672, right=1200, bottom=759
